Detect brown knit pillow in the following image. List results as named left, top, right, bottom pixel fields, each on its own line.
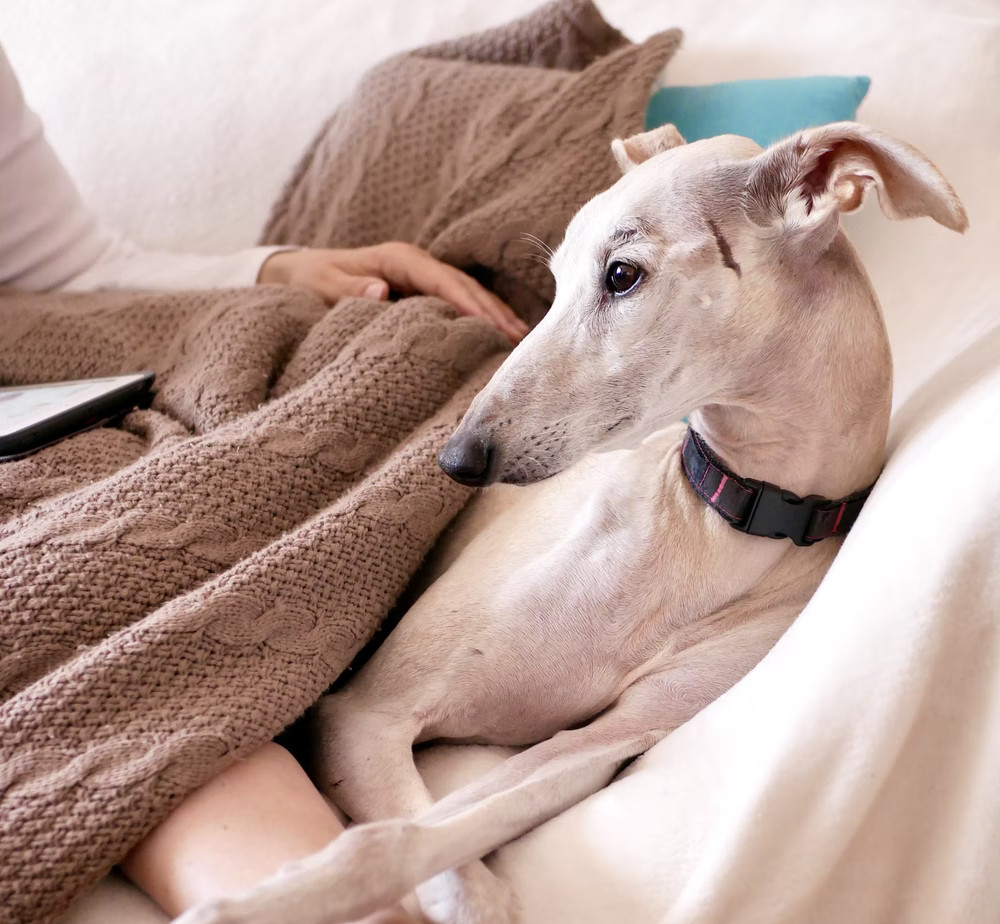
left=260, top=0, right=681, bottom=324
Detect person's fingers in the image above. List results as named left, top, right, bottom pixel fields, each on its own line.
left=386, top=247, right=477, bottom=308
left=379, top=246, right=529, bottom=343
left=437, top=276, right=526, bottom=345
left=437, top=269, right=530, bottom=344
left=361, top=279, right=390, bottom=300
left=469, top=283, right=530, bottom=341
left=308, top=268, right=389, bottom=304
left=311, top=244, right=530, bottom=342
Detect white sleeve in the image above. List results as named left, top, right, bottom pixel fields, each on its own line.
left=60, top=233, right=291, bottom=292
left=0, top=43, right=291, bottom=294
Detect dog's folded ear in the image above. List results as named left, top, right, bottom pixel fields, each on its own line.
left=744, top=121, right=968, bottom=256
left=612, top=123, right=686, bottom=173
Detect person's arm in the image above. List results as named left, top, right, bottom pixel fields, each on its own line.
left=0, top=42, right=294, bottom=294
left=61, top=230, right=291, bottom=292
left=0, top=44, right=529, bottom=343
left=0, top=43, right=106, bottom=292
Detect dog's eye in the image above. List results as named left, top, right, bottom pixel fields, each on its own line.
left=605, top=261, right=642, bottom=296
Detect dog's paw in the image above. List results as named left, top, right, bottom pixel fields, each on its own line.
left=417, top=862, right=520, bottom=924
left=172, top=897, right=240, bottom=924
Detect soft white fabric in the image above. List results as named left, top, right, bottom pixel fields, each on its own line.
left=422, top=324, right=1000, bottom=924
left=2, top=2, right=994, bottom=923
left=58, top=233, right=284, bottom=293
left=0, top=43, right=104, bottom=289
left=0, top=44, right=283, bottom=292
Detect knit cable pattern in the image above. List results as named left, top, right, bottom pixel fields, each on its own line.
left=0, top=2, right=679, bottom=920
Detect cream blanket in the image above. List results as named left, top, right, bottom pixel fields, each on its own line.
left=417, top=323, right=1000, bottom=924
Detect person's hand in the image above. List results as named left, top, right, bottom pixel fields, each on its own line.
left=258, top=243, right=529, bottom=343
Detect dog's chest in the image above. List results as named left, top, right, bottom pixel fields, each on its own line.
left=414, top=454, right=685, bottom=743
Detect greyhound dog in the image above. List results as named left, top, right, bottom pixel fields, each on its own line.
left=182, top=121, right=966, bottom=924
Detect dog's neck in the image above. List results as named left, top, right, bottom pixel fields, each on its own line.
left=688, top=400, right=887, bottom=502
left=687, top=260, right=892, bottom=502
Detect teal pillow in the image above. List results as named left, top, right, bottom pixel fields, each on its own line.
left=645, top=76, right=871, bottom=147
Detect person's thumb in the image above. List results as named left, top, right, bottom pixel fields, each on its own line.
left=344, top=275, right=389, bottom=300
left=312, top=267, right=389, bottom=304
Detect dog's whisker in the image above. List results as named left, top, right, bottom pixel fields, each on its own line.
left=516, top=232, right=555, bottom=269
left=519, top=231, right=555, bottom=258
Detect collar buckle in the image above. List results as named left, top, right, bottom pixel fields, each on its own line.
left=735, top=480, right=823, bottom=547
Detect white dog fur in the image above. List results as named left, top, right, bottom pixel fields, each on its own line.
left=180, top=122, right=966, bottom=924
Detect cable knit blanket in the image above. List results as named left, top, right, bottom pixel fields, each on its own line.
left=0, top=2, right=679, bottom=921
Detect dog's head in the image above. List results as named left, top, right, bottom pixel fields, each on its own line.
left=440, top=122, right=967, bottom=487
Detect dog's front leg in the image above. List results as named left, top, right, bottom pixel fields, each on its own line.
left=314, top=692, right=519, bottom=924
left=175, top=680, right=672, bottom=924
left=176, top=618, right=786, bottom=924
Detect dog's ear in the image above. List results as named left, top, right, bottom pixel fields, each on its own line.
left=611, top=124, right=686, bottom=173
left=745, top=121, right=968, bottom=256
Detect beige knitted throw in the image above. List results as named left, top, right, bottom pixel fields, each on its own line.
left=0, top=3, right=679, bottom=921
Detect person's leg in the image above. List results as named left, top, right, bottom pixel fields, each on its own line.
left=119, top=742, right=415, bottom=923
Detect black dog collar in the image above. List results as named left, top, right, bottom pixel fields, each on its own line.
left=681, top=428, right=874, bottom=546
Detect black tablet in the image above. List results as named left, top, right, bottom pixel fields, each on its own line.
left=0, top=371, right=155, bottom=461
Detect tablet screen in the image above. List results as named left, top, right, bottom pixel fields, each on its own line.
left=0, top=374, right=149, bottom=437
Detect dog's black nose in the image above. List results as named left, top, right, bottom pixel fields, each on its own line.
left=439, top=434, right=495, bottom=486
